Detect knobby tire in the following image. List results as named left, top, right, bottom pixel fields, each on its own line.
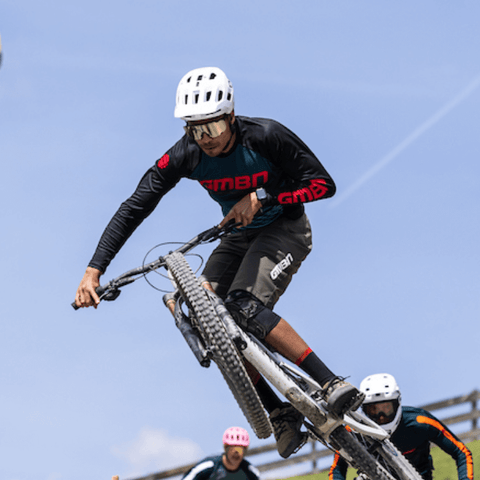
left=370, top=438, right=423, bottom=480
left=165, top=252, right=272, bottom=439
left=330, top=426, right=424, bottom=480
left=330, top=426, right=400, bottom=480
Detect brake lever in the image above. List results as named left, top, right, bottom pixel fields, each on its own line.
left=222, top=220, right=242, bottom=234
left=210, top=221, right=242, bottom=242
left=100, top=289, right=122, bottom=302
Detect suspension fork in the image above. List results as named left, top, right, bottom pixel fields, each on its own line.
left=162, top=291, right=211, bottom=367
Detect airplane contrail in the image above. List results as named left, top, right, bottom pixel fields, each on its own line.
left=329, top=73, right=480, bottom=208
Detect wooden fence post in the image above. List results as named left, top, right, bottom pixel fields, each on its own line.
left=471, top=390, right=479, bottom=435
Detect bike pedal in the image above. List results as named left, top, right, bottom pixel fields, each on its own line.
left=291, top=432, right=309, bottom=455
left=329, top=391, right=365, bottom=417
left=346, top=391, right=365, bottom=414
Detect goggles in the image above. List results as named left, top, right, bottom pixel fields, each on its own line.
left=184, top=116, right=229, bottom=141
left=362, top=400, right=398, bottom=423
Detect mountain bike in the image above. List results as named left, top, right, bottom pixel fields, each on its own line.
left=72, top=223, right=422, bottom=480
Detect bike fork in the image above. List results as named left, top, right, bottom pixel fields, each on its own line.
left=163, top=292, right=211, bottom=368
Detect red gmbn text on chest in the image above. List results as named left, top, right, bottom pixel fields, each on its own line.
left=200, top=171, right=268, bottom=192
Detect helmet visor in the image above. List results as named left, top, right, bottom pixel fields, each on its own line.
left=363, top=400, right=398, bottom=424
left=184, top=117, right=228, bottom=141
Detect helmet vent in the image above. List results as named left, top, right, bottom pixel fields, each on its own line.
left=217, top=90, right=223, bottom=101
left=194, top=93, right=199, bottom=104
left=209, top=73, right=217, bottom=79
left=206, top=91, right=212, bottom=101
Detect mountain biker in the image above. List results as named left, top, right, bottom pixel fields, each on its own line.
left=329, top=373, right=474, bottom=480
left=74, top=66, right=363, bottom=458
left=182, top=426, right=260, bottom=480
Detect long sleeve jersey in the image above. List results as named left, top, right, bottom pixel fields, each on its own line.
left=329, top=407, right=474, bottom=480
left=182, top=455, right=260, bottom=480
left=88, top=116, right=335, bottom=273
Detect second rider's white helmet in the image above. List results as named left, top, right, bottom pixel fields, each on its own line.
left=360, top=373, right=402, bottom=434
left=174, top=67, right=234, bottom=121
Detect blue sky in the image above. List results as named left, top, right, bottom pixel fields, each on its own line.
left=1, top=1, right=479, bottom=479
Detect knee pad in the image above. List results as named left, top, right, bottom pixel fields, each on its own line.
left=224, top=290, right=281, bottom=340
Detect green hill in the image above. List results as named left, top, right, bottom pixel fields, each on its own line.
left=285, top=439, right=479, bottom=480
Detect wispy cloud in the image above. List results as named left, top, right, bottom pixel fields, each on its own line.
left=329, top=73, right=480, bottom=208
left=111, top=427, right=204, bottom=478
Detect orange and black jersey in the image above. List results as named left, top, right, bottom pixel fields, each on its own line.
left=88, top=116, right=335, bottom=273
left=329, top=406, right=474, bottom=480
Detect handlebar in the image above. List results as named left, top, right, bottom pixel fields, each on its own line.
left=72, top=221, right=240, bottom=310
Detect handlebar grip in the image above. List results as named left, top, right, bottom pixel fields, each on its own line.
left=71, top=285, right=107, bottom=310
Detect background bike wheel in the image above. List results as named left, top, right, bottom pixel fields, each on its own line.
left=329, top=426, right=400, bottom=480
left=165, top=252, right=272, bottom=439
left=371, top=439, right=423, bottom=480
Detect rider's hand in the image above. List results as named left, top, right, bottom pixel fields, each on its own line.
left=219, top=192, right=262, bottom=228
left=75, top=267, right=102, bottom=309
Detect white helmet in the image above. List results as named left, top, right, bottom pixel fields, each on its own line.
left=174, top=67, right=234, bottom=121
left=360, top=373, right=402, bottom=434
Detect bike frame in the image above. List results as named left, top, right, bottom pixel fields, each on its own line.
left=73, top=222, right=390, bottom=443
left=205, top=286, right=390, bottom=445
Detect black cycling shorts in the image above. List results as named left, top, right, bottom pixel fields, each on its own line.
left=202, top=213, right=312, bottom=309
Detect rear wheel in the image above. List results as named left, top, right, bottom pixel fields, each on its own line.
left=165, top=251, right=272, bottom=439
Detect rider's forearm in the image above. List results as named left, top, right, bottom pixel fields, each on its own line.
left=271, top=177, right=336, bottom=206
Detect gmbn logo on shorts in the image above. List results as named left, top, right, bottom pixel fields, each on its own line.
left=270, top=253, right=294, bottom=280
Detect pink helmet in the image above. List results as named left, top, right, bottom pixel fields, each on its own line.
left=222, top=426, right=250, bottom=448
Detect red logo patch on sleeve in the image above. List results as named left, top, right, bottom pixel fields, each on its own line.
left=157, top=154, right=170, bottom=169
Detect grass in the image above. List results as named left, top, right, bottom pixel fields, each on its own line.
left=284, top=439, right=479, bottom=480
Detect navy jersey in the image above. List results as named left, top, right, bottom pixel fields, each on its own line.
left=182, top=455, right=260, bottom=480
left=88, top=116, right=335, bottom=273
left=329, top=407, right=474, bottom=480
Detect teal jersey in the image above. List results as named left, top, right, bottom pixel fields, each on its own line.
left=189, top=141, right=284, bottom=228
left=182, top=455, right=260, bottom=480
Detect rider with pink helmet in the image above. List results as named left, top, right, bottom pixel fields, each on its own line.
left=183, top=427, right=260, bottom=480
left=222, top=426, right=250, bottom=448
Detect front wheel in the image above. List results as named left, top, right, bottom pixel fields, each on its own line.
left=165, top=251, right=272, bottom=439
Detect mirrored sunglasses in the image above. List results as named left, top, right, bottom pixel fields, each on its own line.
left=184, top=117, right=228, bottom=141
